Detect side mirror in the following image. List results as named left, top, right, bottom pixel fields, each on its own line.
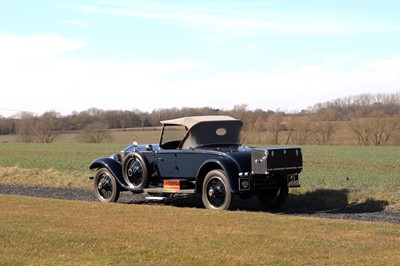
left=146, top=144, right=153, bottom=151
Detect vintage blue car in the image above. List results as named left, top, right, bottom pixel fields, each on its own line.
left=89, top=115, right=302, bottom=210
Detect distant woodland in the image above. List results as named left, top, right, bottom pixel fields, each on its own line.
left=1, top=92, right=399, bottom=145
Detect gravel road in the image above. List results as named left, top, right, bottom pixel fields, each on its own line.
left=1, top=183, right=399, bottom=224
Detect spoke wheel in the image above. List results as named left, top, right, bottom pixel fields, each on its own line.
left=202, top=170, right=236, bottom=210
left=123, top=153, right=148, bottom=192
left=93, top=168, right=120, bottom=203
left=256, top=185, right=288, bottom=210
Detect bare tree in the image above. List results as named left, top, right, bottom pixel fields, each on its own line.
left=369, top=111, right=400, bottom=146
left=33, top=111, right=62, bottom=143
left=348, top=119, right=371, bottom=146
left=79, top=122, right=112, bottom=143
left=285, top=116, right=312, bottom=145
left=15, top=112, right=36, bottom=143
left=0, top=116, right=15, bottom=135
left=229, top=105, right=268, bottom=144
left=267, top=112, right=284, bottom=145
left=230, top=104, right=251, bottom=143
left=348, top=109, right=367, bottom=145
left=313, top=108, right=337, bottom=145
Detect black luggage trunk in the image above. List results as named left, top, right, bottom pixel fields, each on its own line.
left=251, top=147, right=303, bottom=175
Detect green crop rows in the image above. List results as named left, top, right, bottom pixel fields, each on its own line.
left=1, top=143, right=399, bottom=203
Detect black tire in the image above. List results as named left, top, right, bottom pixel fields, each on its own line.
left=201, top=169, right=236, bottom=210
left=122, top=153, right=148, bottom=192
left=256, top=185, right=288, bottom=210
left=93, top=168, right=120, bottom=203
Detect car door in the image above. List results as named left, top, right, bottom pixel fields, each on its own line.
left=174, top=150, right=213, bottom=180
left=155, top=149, right=208, bottom=180
left=155, top=149, right=179, bottom=178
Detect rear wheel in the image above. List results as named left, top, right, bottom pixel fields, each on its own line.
left=202, top=170, right=236, bottom=210
left=93, top=168, right=120, bottom=203
left=256, top=185, right=288, bottom=210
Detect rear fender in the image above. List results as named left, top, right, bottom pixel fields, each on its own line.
left=89, top=157, right=127, bottom=190
left=196, top=158, right=240, bottom=194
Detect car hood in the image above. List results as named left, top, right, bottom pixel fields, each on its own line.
left=121, top=144, right=160, bottom=154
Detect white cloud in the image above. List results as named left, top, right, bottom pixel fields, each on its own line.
left=164, top=56, right=400, bottom=112
left=1, top=33, right=400, bottom=116
left=0, top=34, right=200, bottom=115
left=321, top=53, right=360, bottom=65
left=65, top=2, right=400, bottom=36
left=0, top=33, right=86, bottom=63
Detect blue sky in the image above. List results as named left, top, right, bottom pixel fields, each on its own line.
left=1, top=0, right=400, bottom=117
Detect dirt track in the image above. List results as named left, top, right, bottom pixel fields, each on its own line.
left=1, top=183, right=399, bottom=224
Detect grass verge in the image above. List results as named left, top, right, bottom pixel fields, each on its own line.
left=1, top=194, right=400, bottom=265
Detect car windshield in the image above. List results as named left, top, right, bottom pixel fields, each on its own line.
left=160, top=125, right=187, bottom=149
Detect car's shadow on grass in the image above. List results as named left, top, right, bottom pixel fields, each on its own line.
left=122, top=189, right=389, bottom=215
left=280, top=189, right=388, bottom=214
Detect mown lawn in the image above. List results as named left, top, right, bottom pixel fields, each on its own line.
left=1, top=194, right=399, bottom=265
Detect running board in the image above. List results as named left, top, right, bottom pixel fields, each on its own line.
left=145, top=196, right=168, bottom=201
left=144, top=188, right=195, bottom=194
left=144, top=188, right=195, bottom=201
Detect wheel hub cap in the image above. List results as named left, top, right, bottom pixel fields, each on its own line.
left=208, top=188, right=215, bottom=197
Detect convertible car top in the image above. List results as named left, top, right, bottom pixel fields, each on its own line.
left=160, top=116, right=242, bottom=150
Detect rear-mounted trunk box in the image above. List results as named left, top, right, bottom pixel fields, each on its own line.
left=251, top=147, right=303, bottom=175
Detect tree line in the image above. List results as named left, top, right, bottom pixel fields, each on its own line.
left=1, top=92, right=399, bottom=145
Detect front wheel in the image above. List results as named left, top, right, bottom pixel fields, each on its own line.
left=256, top=185, right=288, bottom=210
left=93, top=168, right=120, bottom=203
left=202, top=170, right=236, bottom=210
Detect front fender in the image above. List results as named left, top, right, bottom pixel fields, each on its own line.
left=196, top=157, right=240, bottom=194
left=89, top=157, right=126, bottom=188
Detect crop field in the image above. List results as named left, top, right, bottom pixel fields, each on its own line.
left=299, top=145, right=400, bottom=205
left=0, top=143, right=121, bottom=187
left=0, top=141, right=399, bottom=205
left=1, top=139, right=400, bottom=264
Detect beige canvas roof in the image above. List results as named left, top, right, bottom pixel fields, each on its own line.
left=160, top=115, right=239, bottom=129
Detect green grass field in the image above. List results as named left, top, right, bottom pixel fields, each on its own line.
left=0, top=143, right=121, bottom=187
left=1, top=134, right=400, bottom=265
left=1, top=195, right=399, bottom=265
left=1, top=142, right=399, bottom=205
left=300, top=145, right=400, bottom=204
